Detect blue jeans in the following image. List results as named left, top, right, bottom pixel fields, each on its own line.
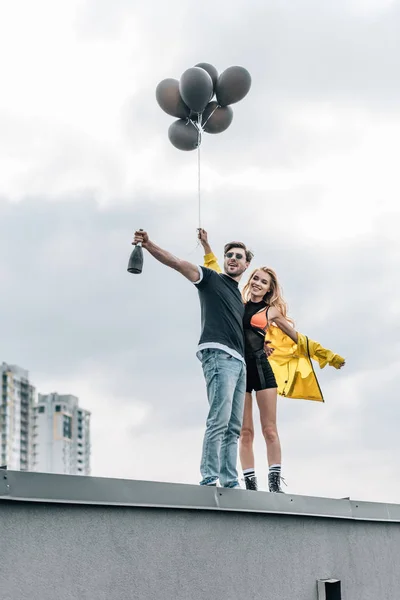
left=199, top=349, right=246, bottom=487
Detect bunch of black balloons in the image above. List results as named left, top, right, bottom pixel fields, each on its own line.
left=156, top=63, right=251, bottom=151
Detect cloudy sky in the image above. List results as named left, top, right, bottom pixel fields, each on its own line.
left=1, top=0, right=399, bottom=502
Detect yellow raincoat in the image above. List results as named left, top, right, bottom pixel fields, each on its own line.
left=203, top=252, right=345, bottom=402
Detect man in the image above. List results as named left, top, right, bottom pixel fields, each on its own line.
left=132, top=229, right=253, bottom=488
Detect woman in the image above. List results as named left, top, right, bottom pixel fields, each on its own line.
left=198, top=229, right=345, bottom=493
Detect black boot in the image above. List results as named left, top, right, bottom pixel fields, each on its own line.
left=244, top=474, right=258, bottom=491
left=268, top=471, right=284, bottom=493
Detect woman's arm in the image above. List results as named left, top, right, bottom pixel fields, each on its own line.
left=198, top=228, right=212, bottom=255
left=268, top=306, right=346, bottom=369
left=198, top=229, right=222, bottom=273
left=267, top=306, right=298, bottom=344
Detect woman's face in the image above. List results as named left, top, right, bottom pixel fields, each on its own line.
left=250, top=270, right=271, bottom=299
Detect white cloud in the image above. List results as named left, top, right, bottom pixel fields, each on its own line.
left=348, top=0, right=397, bottom=17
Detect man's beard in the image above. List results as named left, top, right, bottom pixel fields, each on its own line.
left=224, top=264, right=246, bottom=277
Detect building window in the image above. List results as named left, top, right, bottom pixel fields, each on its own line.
left=38, top=406, right=45, bottom=413
left=55, top=405, right=61, bottom=412
left=63, top=415, right=72, bottom=439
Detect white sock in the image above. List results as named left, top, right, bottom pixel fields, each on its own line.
left=269, top=464, right=281, bottom=473
left=243, top=468, right=256, bottom=477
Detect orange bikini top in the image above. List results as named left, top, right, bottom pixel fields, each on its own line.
left=250, top=307, right=269, bottom=333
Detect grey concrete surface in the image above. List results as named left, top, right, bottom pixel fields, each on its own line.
left=1, top=495, right=400, bottom=600
left=2, top=470, right=400, bottom=522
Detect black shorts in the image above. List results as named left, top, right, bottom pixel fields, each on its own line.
left=246, top=351, right=277, bottom=393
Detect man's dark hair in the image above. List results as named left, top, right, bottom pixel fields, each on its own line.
left=224, top=241, right=254, bottom=263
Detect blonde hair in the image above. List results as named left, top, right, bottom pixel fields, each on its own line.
left=242, top=267, right=294, bottom=325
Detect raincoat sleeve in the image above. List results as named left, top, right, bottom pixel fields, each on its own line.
left=203, top=252, right=222, bottom=273
left=297, top=333, right=345, bottom=369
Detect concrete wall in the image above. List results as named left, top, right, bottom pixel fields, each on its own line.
left=1, top=499, right=399, bottom=600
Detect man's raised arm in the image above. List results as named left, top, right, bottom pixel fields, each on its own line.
left=132, top=230, right=200, bottom=283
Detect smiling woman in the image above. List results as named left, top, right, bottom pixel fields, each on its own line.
left=242, top=267, right=293, bottom=327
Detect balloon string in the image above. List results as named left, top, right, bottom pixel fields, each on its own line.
left=189, top=113, right=206, bottom=231
left=202, top=105, right=218, bottom=128
left=197, top=133, right=201, bottom=229
left=196, top=114, right=202, bottom=230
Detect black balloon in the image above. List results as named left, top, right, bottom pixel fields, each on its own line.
left=156, top=78, right=190, bottom=119
left=179, top=67, right=213, bottom=114
left=216, top=66, right=252, bottom=106
left=194, top=62, right=218, bottom=91
left=203, top=101, right=233, bottom=134
left=168, top=119, right=199, bottom=151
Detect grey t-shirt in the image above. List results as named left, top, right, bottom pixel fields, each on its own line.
left=194, top=266, right=245, bottom=361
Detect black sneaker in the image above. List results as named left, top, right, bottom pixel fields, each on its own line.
left=268, top=471, right=285, bottom=493
left=244, top=474, right=258, bottom=491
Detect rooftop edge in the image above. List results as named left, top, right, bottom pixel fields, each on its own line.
left=1, top=470, right=399, bottom=523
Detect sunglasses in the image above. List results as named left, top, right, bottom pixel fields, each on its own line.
left=225, top=251, right=244, bottom=260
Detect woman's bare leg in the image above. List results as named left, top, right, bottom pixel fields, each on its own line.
left=239, top=392, right=255, bottom=470
left=255, top=387, right=281, bottom=466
